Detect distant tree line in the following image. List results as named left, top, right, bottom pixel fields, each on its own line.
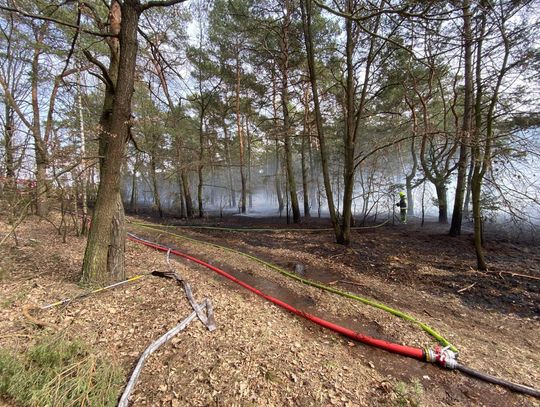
left=0, top=0, right=539, bottom=283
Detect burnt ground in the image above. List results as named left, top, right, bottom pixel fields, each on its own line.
left=136, top=213, right=540, bottom=318
left=1, top=213, right=539, bottom=406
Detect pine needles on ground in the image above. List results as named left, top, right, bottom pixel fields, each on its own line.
left=0, top=334, right=124, bottom=407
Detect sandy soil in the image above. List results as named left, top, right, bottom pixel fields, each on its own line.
left=0, top=214, right=538, bottom=406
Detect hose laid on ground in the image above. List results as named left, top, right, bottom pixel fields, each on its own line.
left=127, top=233, right=424, bottom=360
left=130, top=219, right=389, bottom=233
left=455, top=364, right=540, bottom=398
left=40, top=275, right=146, bottom=310
left=131, top=221, right=457, bottom=352
left=118, top=299, right=214, bottom=407
left=127, top=232, right=540, bottom=399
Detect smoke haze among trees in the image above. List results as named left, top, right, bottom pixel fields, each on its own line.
left=1, top=0, right=540, bottom=283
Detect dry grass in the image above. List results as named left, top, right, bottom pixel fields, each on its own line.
left=0, top=333, right=124, bottom=407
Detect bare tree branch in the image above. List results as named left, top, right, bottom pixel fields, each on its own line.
left=312, top=0, right=437, bottom=22
left=354, top=135, right=416, bottom=169
left=140, top=0, right=188, bottom=12
left=83, top=50, right=114, bottom=88
left=0, top=4, right=116, bottom=37
left=60, top=7, right=82, bottom=77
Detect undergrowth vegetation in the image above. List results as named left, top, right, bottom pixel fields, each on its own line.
left=394, top=379, right=424, bottom=407
left=0, top=334, right=124, bottom=406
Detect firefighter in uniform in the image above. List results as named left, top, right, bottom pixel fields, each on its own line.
left=396, top=191, right=407, bottom=224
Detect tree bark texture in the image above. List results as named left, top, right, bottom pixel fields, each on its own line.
left=181, top=169, right=194, bottom=218
left=280, top=0, right=300, bottom=223
left=450, top=0, right=473, bottom=236
left=150, top=147, right=163, bottom=217
left=82, top=0, right=139, bottom=285
left=300, top=0, right=341, bottom=237
left=236, top=51, right=247, bottom=214
left=435, top=182, right=448, bottom=224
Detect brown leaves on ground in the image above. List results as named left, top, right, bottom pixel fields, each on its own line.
left=0, top=216, right=539, bottom=406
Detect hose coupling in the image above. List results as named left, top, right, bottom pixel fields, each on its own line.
left=425, top=345, right=458, bottom=369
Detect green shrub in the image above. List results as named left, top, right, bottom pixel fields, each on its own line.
left=0, top=335, right=124, bottom=407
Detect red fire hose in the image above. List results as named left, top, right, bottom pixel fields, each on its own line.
left=127, top=233, right=425, bottom=361
left=127, top=233, right=540, bottom=399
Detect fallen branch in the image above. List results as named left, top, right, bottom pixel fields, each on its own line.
left=469, top=268, right=540, bottom=282
left=457, top=282, right=476, bottom=293
left=151, top=248, right=216, bottom=331
left=117, top=300, right=211, bottom=407
left=152, top=270, right=216, bottom=331
left=493, top=270, right=540, bottom=282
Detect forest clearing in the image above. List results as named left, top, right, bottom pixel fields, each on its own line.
left=1, top=0, right=540, bottom=405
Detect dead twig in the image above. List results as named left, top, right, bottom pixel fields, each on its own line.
left=338, top=279, right=365, bottom=288
left=494, top=270, right=540, bottom=281
left=0, top=333, right=32, bottom=340
left=469, top=267, right=540, bottom=281
left=457, top=282, right=476, bottom=293
left=423, top=309, right=433, bottom=317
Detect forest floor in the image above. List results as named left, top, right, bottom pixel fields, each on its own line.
left=0, top=213, right=539, bottom=406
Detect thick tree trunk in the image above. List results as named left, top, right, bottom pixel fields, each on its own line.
left=108, top=193, right=126, bottom=281
left=339, top=0, right=357, bottom=245
left=177, top=174, right=186, bottom=218
left=435, top=182, right=448, bottom=224
left=450, top=145, right=469, bottom=233
left=35, top=158, right=49, bottom=217
left=81, top=1, right=139, bottom=285
left=182, top=169, right=194, bottom=218
left=280, top=2, right=300, bottom=223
